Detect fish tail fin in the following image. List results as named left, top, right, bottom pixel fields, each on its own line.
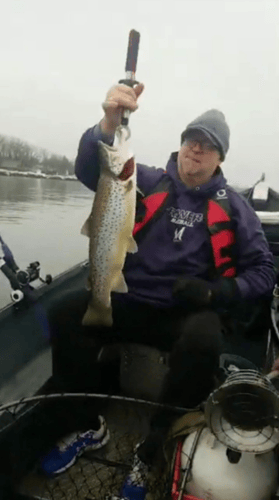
left=82, top=302, right=113, bottom=327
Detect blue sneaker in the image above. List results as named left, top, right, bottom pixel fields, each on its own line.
left=40, top=415, right=110, bottom=476
left=119, top=443, right=149, bottom=500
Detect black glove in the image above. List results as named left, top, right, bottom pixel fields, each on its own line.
left=211, top=277, right=240, bottom=308
left=173, top=277, right=212, bottom=310
left=172, top=276, right=240, bottom=311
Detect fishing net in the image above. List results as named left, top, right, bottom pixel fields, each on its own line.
left=0, top=393, right=188, bottom=499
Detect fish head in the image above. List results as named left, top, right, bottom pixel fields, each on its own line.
left=98, top=140, right=136, bottom=182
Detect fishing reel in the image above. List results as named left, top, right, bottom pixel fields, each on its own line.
left=10, top=261, right=52, bottom=303
left=16, top=261, right=52, bottom=286
left=0, top=236, right=53, bottom=304
left=205, top=369, right=279, bottom=453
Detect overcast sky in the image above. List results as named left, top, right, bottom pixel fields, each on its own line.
left=1, top=0, right=278, bottom=189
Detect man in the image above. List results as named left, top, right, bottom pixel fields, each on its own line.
left=75, top=82, right=275, bottom=333
left=44, top=82, right=275, bottom=474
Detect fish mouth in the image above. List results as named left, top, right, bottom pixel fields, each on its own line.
left=118, top=157, right=135, bottom=181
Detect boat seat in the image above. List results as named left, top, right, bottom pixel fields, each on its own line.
left=98, top=342, right=169, bottom=402
left=246, top=181, right=279, bottom=259
left=98, top=340, right=272, bottom=403
left=256, top=210, right=279, bottom=258
left=252, top=180, right=269, bottom=208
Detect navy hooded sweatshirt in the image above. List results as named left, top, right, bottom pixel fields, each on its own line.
left=75, top=124, right=276, bottom=308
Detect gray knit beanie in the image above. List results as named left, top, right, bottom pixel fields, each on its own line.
left=181, top=109, right=230, bottom=161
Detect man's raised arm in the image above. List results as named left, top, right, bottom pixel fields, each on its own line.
left=75, top=83, right=144, bottom=191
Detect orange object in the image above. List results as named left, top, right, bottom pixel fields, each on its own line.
left=171, top=440, right=202, bottom=500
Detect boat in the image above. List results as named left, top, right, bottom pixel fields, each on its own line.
left=0, top=258, right=89, bottom=395
left=0, top=175, right=279, bottom=499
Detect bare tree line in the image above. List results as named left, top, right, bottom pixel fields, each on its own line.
left=0, top=134, right=75, bottom=175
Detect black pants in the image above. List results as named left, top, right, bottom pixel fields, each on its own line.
left=48, top=290, right=224, bottom=409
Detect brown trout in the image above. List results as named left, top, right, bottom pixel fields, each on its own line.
left=81, top=126, right=138, bottom=327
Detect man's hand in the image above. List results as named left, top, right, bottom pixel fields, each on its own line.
left=173, top=276, right=240, bottom=311
left=100, top=83, right=144, bottom=135
left=173, top=277, right=212, bottom=310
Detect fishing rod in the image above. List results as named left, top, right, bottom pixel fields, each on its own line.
left=0, top=235, right=52, bottom=303
left=118, top=29, right=140, bottom=127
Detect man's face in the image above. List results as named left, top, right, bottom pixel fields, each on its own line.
left=177, top=131, right=222, bottom=188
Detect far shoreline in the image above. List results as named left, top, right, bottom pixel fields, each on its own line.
left=0, top=169, right=77, bottom=181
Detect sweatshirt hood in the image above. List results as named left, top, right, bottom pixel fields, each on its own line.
left=166, top=152, right=227, bottom=198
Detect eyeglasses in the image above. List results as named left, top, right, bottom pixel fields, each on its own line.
left=183, top=138, right=217, bottom=153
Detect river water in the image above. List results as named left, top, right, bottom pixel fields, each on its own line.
left=0, top=175, right=94, bottom=309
